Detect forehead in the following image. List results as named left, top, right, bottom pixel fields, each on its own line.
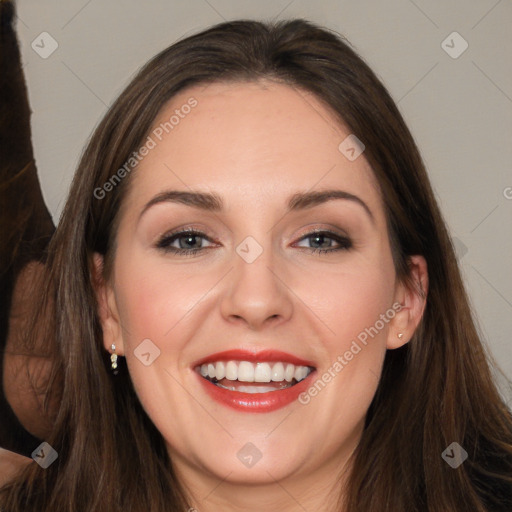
left=125, top=80, right=382, bottom=216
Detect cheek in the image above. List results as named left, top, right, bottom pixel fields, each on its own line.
left=290, top=256, right=395, bottom=416
left=291, top=256, right=396, bottom=348
left=112, top=259, right=206, bottom=443
left=114, top=256, right=211, bottom=344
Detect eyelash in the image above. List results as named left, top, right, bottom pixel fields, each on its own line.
left=155, top=228, right=352, bottom=256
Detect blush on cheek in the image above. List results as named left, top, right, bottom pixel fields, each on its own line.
left=302, top=272, right=392, bottom=347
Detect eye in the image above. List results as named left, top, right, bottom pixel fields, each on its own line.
left=155, top=229, right=216, bottom=255
left=294, top=230, right=352, bottom=254
left=155, top=228, right=352, bottom=257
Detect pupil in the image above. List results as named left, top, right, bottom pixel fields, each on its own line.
left=180, top=235, right=200, bottom=249
left=311, top=234, right=328, bottom=248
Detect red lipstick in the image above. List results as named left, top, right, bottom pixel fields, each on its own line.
left=193, top=349, right=316, bottom=413
left=196, top=372, right=315, bottom=412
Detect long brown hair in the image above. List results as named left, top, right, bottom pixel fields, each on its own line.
left=2, top=19, right=511, bottom=511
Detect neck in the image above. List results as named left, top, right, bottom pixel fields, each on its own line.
left=172, top=440, right=357, bottom=512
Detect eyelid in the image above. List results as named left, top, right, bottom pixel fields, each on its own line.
left=155, top=227, right=218, bottom=251
left=292, top=228, right=352, bottom=249
left=293, top=225, right=349, bottom=239
left=157, top=225, right=215, bottom=241
left=291, top=225, right=351, bottom=244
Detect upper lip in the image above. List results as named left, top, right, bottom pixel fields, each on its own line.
left=192, top=349, right=316, bottom=368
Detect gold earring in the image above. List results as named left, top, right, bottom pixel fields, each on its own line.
left=397, top=333, right=403, bottom=339
left=111, top=343, right=118, bottom=373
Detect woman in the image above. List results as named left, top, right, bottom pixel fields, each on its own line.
left=1, top=16, right=511, bottom=512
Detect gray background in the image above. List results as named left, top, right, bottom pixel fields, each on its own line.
left=14, top=1, right=512, bottom=398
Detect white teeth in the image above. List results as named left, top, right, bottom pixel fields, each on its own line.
left=216, top=382, right=284, bottom=393
left=197, top=360, right=313, bottom=383
left=235, top=385, right=282, bottom=393
left=284, top=363, right=295, bottom=382
left=294, top=365, right=308, bottom=381
left=215, top=361, right=226, bottom=380
left=271, top=362, right=285, bottom=382
left=225, top=361, right=238, bottom=381
left=238, top=361, right=255, bottom=382
left=254, top=362, right=272, bottom=382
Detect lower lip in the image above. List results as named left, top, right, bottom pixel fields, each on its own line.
left=196, top=371, right=315, bottom=412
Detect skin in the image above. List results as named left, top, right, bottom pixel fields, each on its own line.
left=94, top=81, right=428, bottom=512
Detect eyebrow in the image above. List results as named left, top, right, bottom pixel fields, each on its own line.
left=138, top=189, right=374, bottom=223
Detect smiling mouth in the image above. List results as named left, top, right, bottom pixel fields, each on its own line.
left=195, top=360, right=314, bottom=394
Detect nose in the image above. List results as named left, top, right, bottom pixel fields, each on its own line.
left=219, top=244, right=294, bottom=330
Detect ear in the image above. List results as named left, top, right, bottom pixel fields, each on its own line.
left=386, top=255, right=428, bottom=350
left=91, top=253, right=125, bottom=356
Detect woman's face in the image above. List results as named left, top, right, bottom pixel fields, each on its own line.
left=96, top=81, right=419, bottom=496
